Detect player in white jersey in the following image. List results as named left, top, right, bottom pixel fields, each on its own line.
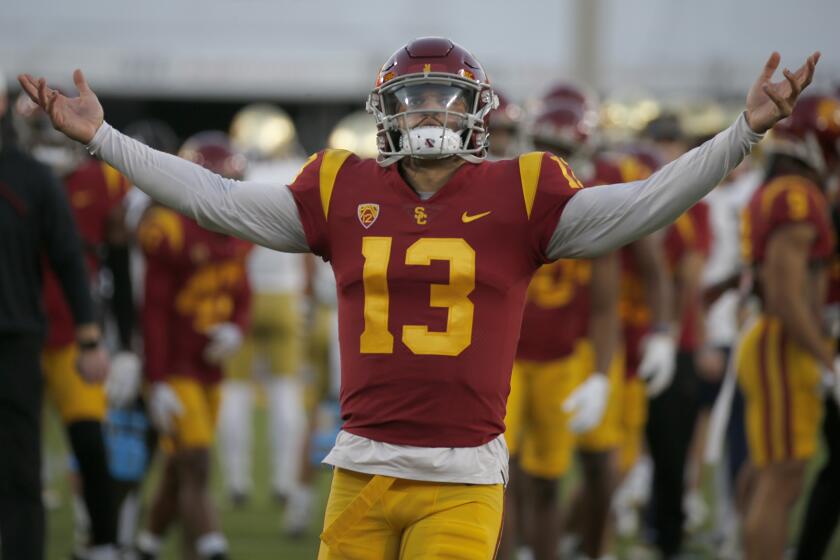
left=217, top=105, right=312, bottom=529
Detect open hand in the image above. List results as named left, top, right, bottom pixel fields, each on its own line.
left=745, top=51, right=820, bottom=134
left=17, top=69, right=103, bottom=144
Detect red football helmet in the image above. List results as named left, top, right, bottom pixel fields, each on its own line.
left=528, top=83, right=600, bottom=157
left=771, top=94, right=840, bottom=174
left=528, top=101, right=596, bottom=157
left=366, top=37, right=498, bottom=165
left=488, top=91, right=522, bottom=131
left=486, top=90, right=523, bottom=158
left=542, top=83, right=594, bottom=112
left=179, top=131, right=247, bottom=180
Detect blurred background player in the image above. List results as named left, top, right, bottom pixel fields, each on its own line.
left=486, top=90, right=523, bottom=160
left=14, top=93, right=134, bottom=560
left=501, top=83, right=670, bottom=560
left=217, top=104, right=314, bottom=534
left=736, top=94, right=840, bottom=560
left=135, top=131, right=252, bottom=560
left=103, top=118, right=182, bottom=555
left=796, top=95, right=840, bottom=560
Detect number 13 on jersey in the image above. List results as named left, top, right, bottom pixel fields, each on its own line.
left=360, top=236, right=476, bottom=357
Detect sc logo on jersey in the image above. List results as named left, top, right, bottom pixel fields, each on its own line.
left=414, top=206, right=428, bottom=225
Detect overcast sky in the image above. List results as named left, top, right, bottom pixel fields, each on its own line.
left=3, top=0, right=838, bottom=101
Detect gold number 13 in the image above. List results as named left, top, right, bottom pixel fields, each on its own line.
left=360, top=236, right=475, bottom=356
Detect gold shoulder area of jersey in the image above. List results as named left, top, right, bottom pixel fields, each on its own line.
left=139, top=207, right=184, bottom=252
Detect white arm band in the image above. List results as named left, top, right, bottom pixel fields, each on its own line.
left=548, top=113, right=763, bottom=259
left=86, top=122, right=309, bottom=253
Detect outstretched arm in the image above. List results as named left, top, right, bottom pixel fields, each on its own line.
left=547, top=51, right=819, bottom=259
left=18, top=71, right=309, bottom=253
left=86, top=123, right=309, bottom=252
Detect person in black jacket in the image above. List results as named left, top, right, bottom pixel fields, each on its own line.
left=0, top=72, right=109, bottom=560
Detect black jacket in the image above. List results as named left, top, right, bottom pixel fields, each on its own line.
left=0, top=142, right=93, bottom=335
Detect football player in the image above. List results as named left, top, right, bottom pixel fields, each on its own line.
left=501, top=88, right=621, bottom=560
left=738, top=94, right=840, bottom=560
left=796, top=109, right=840, bottom=558
left=134, top=132, right=251, bottom=560
left=218, top=104, right=312, bottom=527
left=14, top=95, right=133, bottom=560
left=20, top=39, right=816, bottom=558
left=486, top=90, right=523, bottom=160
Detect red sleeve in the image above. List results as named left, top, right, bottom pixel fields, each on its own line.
left=288, top=151, right=331, bottom=260
left=138, top=209, right=181, bottom=383
left=527, top=152, right=584, bottom=263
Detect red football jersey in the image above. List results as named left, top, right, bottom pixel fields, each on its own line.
left=517, top=259, right=592, bottom=361
left=664, top=202, right=712, bottom=351
left=289, top=149, right=582, bottom=447
left=741, top=175, right=834, bottom=267
left=615, top=151, right=660, bottom=378
left=43, top=159, right=130, bottom=348
left=139, top=207, right=251, bottom=384
left=619, top=249, right=652, bottom=379
left=515, top=155, right=622, bottom=363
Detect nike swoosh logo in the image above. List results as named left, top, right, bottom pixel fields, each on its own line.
left=461, top=210, right=492, bottom=223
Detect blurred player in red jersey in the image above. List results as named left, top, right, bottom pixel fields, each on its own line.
left=501, top=87, right=621, bottom=560
left=504, top=88, right=678, bottom=560
left=796, top=96, right=840, bottom=558
left=486, top=90, right=523, bottom=160
left=737, top=95, right=840, bottom=560
left=21, top=38, right=817, bottom=558
left=600, top=141, right=676, bottom=552
left=14, top=95, right=133, bottom=560
left=134, top=132, right=251, bottom=560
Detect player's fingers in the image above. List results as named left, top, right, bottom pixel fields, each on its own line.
left=783, top=69, right=801, bottom=101
left=763, top=84, right=790, bottom=116
left=798, top=52, right=819, bottom=89
left=757, top=51, right=781, bottom=83
left=37, top=78, right=50, bottom=108
left=46, top=90, right=62, bottom=123
left=73, top=68, right=91, bottom=94
left=17, top=74, right=43, bottom=106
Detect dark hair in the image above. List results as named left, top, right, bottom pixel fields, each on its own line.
left=764, top=152, right=823, bottom=189
left=642, top=112, right=683, bottom=143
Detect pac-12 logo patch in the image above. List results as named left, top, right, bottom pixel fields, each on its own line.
left=357, top=203, right=380, bottom=229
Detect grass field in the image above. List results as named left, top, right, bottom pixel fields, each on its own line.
left=44, top=407, right=330, bottom=560
left=43, top=407, right=840, bottom=560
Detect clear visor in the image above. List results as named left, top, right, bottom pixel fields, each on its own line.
left=384, top=84, right=475, bottom=129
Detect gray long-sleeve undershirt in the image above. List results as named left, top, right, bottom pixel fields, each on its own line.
left=86, top=113, right=762, bottom=259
